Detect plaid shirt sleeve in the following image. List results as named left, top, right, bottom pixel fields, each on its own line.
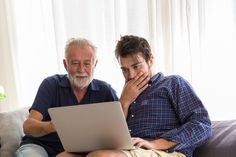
left=159, top=76, right=212, bottom=152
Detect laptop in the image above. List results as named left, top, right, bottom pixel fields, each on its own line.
left=48, top=101, right=134, bottom=153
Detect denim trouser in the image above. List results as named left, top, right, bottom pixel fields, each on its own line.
left=15, top=144, right=49, bottom=157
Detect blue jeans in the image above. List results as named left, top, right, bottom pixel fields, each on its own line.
left=15, top=144, right=49, bottom=157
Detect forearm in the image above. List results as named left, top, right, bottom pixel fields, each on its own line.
left=119, top=98, right=131, bottom=118
left=23, top=118, right=55, bottom=137
left=159, top=119, right=211, bottom=151
left=151, top=138, right=177, bottom=150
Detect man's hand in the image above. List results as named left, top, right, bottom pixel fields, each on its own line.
left=132, top=137, right=154, bottom=149
left=131, top=137, right=177, bottom=150
left=120, top=72, right=150, bottom=117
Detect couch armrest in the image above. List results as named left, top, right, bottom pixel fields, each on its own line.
left=0, top=107, right=29, bottom=157
left=193, top=120, right=236, bottom=157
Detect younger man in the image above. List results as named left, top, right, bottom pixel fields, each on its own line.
left=58, top=35, right=211, bottom=157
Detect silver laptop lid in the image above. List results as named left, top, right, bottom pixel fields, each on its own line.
left=48, top=101, right=134, bottom=153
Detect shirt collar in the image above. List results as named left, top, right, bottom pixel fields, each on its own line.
left=149, top=72, right=164, bottom=85
left=58, top=75, right=70, bottom=87
left=89, top=80, right=99, bottom=91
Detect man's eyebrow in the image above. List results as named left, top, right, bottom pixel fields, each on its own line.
left=120, top=61, right=143, bottom=69
left=120, top=66, right=127, bottom=70
left=131, top=61, right=143, bottom=67
left=71, top=60, right=79, bottom=63
left=71, top=59, right=92, bottom=62
left=84, top=60, right=92, bottom=62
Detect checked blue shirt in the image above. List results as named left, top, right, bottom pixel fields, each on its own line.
left=126, top=72, right=211, bottom=157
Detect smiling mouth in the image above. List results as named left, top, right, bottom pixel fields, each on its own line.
left=76, top=76, right=87, bottom=78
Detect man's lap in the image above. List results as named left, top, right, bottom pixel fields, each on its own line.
left=122, top=148, right=186, bottom=157
left=50, top=148, right=186, bottom=157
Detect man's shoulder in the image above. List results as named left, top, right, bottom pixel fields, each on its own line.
left=153, top=73, right=191, bottom=90
left=41, top=74, right=68, bottom=88
left=92, top=79, right=111, bottom=87
left=157, top=73, right=187, bottom=84
left=44, top=74, right=67, bottom=81
left=43, top=74, right=67, bottom=83
left=90, top=79, right=116, bottom=94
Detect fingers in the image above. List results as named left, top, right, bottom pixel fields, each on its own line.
left=120, top=72, right=150, bottom=107
left=133, top=72, right=150, bottom=90
left=122, top=72, right=150, bottom=99
left=131, top=137, right=145, bottom=146
left=131, top=137, right=142, bottom=143
left=139, top=83, right=149, bottom=93
left=131, top=137, right=152, bottom=149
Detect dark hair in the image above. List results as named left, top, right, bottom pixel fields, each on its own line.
left=115, top=35, right=152, bottom=62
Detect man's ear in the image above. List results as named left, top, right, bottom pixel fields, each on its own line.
left=149, top=55, right=154, bottom=66
left=94, top=59, right=98, bottom=67
left=63, top=59, right=68, bottom=71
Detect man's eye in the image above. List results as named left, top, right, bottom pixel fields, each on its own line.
left=72, top=62, right=79, bottom=65
left=84, top=62, right=91, bottom=65
left=133, top=65, right=140, bottom=69
left=84, top=62, right=91, bottom=67
left=121, top=69, right=128, bottom=73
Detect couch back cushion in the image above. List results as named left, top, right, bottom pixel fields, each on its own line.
left=194, top=120, right=236, bottom=157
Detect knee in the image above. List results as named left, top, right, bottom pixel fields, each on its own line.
left=56, top=152, right=74, bottom=157
left=56, top=152, right=64, bottom=157
left=86, top=150, right=122, bottom=157
left=56, top=152, right=86, bottom=157
left=86, top=150, right=108, bottom=157
left=15, top=144, right=48, bottom=157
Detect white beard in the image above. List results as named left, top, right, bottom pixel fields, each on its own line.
left=68, top=73, right=93, bottom=90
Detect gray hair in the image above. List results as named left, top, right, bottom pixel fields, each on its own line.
left=64, top=38, right=97, bottom=59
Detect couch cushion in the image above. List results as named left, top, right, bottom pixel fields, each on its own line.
left=0, top=108, right=29, bottom=157
left=193, top=120, right=236, bottom=157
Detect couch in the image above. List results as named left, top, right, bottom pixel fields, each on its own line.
left=0, top=107, right=28, bottom=157
left=0, top=108, right=236, bottom=157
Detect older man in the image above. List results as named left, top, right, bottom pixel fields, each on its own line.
left=15, top=38, right=118, bottom=157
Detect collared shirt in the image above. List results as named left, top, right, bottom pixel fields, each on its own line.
left=127, top=72, right=211, bottom=157
left=21, top=74, right=118, bottom=157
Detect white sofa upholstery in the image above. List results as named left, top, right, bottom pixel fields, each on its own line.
left=0, top=107, right=28, bottom=157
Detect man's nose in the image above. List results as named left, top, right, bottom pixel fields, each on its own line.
left=128, top=69, right=136, bottom=80
left=77, top=63, right=85, bottom=72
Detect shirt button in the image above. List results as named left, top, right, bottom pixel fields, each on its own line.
left=131, top=114, right=134, bottom=118
left=129, top=129, right=132, bottom=132
left=133, top=101, right=136, bottom=104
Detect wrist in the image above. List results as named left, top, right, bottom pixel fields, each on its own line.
left=43, top=121, right=55, bottom=134
left=152, top=138, right=177, bottom=150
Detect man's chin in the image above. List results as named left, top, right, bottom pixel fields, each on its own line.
left=74, top=83, right=88, bottom=90
left=74, top=80, right=91, bottom=89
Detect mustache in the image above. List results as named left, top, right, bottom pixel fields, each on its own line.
left=75, top=73, right=88, bottom=77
